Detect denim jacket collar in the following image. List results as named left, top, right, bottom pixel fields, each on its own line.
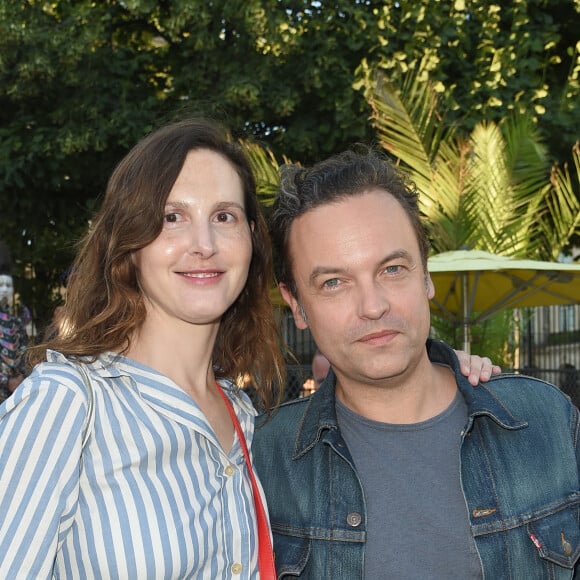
left=293, top=378, right=340, bottom=459
left=293, top=339, right=527, bottom=457
left=427, top=339, right=528, bottom=432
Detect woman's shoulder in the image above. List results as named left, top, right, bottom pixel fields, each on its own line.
left=1, top=351, right=94, bottom=415
left=0, top=351, right=95, bottom=460
left=32, top=350, right=93, bottom=384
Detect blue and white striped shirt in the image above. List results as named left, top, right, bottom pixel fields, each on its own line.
left=0, top=350, right=266, bottom=579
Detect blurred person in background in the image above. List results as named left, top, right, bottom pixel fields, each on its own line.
left=301, top=349, right=331, bottom=396
left=0, top=269, right=30, bottom=403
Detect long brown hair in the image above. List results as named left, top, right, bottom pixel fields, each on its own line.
left=28, top=118, right=285, bottom=409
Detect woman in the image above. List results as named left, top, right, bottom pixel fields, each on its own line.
left=0, top=118, right=496, bottom=578
left=0, top=118, right=285, bottom=578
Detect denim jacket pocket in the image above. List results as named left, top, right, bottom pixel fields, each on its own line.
left=527, top=506, right=580, bottom=569
left=272, top=532, right=311, bottom=578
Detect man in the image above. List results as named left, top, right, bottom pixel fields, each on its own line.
left=253, top=148, right=580, bottom=578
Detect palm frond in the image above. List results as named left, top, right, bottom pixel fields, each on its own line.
left=503, top=114, right=550, bottom=195
left=500, top=115, right=552, bottom=257
left=424, top=138, right=473, bottom=251
left=369, top=65, right=472, bottom=249
left=240, top=140, right=291, bottom=207
left=370, top=65, right=451, bottom=193
left=466, top=121, right=528, bottom=254
left=541, top=142, right=580, bottom=259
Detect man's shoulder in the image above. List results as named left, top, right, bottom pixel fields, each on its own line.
left=484, top=372, right=567, bottom=394
left=477, top=372, right=576, bottom=417
left=256, top=396, right=311, bottom=436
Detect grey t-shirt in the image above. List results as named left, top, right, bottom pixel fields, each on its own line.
left=336, top=391, right=483, bottom=579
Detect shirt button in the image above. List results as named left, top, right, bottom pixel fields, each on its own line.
left=347, top=512, right=362, bottom=527
left=231, top=562, right=243, bottom=574
left=225, top=465, right=236, bottom=476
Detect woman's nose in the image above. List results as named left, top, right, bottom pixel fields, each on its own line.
left=186, top=222, right=216, bottom=258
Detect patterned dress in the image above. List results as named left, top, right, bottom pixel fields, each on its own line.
left=0, top=304, right=30, bottom=403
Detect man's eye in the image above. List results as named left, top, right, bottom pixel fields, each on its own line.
left=385, top=265, right=401, bottom=274
left=322, top=278, right=340, bottom=288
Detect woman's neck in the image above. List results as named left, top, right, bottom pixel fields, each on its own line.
left=125, top=315, right=220, bottom=398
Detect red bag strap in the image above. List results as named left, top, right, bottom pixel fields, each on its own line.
left=216, top=384, right=276, bottom=580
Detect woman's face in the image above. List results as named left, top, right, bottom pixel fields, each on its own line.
left=134, top=148, right=253, bottom=329
left=0, top=275, right=14, bottom=306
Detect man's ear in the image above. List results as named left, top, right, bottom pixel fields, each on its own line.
left=279, top=282, right=308, bottom=330
left=426, top=272, right=435, bottom=300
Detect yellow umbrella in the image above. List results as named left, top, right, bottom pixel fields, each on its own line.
left=428, top=250, right=580, bottom=352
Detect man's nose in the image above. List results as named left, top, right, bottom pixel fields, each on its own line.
left=357, top=280, right=389, bottom=320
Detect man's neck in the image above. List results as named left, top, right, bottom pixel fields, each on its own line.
left=334, top=362, right=457, bottom=424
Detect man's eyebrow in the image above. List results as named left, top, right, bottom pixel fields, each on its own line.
left=379, top=249, right=419, bottom=269
left=310, top=265, right=349, bottom=284
left=383, top=249, right=414, bottom=263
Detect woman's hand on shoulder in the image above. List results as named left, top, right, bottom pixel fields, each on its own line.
left=455, top=350, right=501, bottom=386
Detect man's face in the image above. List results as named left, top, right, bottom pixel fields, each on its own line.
left=0, top=274, right=14, bottom=306
left=280, top=190, right=434, bottom=390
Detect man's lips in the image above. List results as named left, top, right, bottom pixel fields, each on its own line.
left=358, top=329, right=399, bottom=343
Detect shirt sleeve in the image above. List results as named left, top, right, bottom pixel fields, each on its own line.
left=0, top=366, right=88, bottom=578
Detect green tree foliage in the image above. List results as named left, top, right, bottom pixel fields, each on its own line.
left=356, top=0, right=580, bottom=163
left=0, top=0, right=165, bottom=330
left=0, top=0, right=578, bottom=332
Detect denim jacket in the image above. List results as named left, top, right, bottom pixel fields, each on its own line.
left=253, top=340, right=580, bottom=579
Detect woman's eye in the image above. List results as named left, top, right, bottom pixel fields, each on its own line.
left=164, top=212, right=180, bottom=223
left=215, top=211, right=235, bottom=223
